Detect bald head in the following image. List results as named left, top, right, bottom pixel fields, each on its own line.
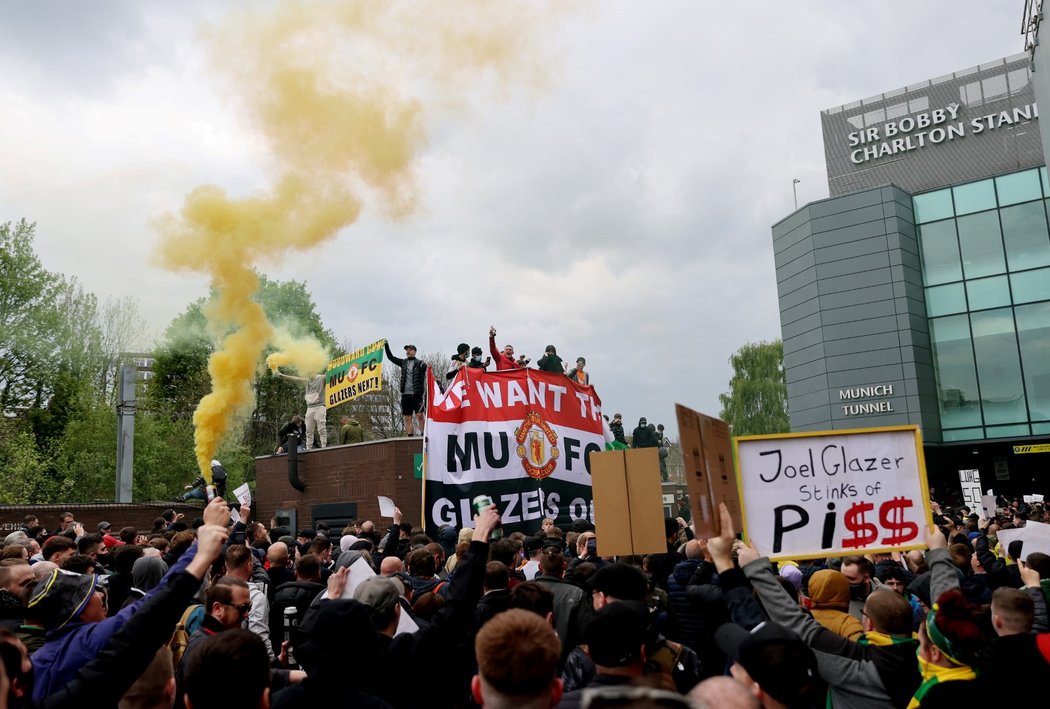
left=689, top=676, right=759, bottom=709
left=267, top=542, right=289, bottom=566
left=380, top=557, right=404, bottom=576
left=32, top=561, right=58, bottom=580
left=684, top=540, right=704, bottom=560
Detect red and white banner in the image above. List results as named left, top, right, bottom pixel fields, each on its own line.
left=424, top=367, right=604, bottom=535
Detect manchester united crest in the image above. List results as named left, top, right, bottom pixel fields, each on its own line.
left=515, top=411, right=559, bottom=479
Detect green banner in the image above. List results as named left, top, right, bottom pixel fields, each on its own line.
left=325, top=339, right=385, bottom=409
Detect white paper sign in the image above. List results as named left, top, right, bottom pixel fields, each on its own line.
left=378, top=496, right=396, bottom=518
left=339, top=556, right=379, bottom=599
left=233, top=483, right=252, bottom=508
left=735, top=426, right=930, bottom=560
left=395, top=603, right=420, bottom=636
left=981, top=495, right=997, bottom=519
left=995, top=521, right=1050, bottom=561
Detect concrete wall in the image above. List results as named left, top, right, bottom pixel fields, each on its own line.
left=255, top=438, right=423, bottom=532
left=773, top=185, right=942, bottom=440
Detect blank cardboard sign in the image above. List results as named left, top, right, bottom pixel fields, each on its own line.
left=676, top=404, right=743, bottom=538
left=591, top=448, right=666, bottom=557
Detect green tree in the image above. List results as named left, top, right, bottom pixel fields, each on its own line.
left=718, top=340, right=789, bottom=436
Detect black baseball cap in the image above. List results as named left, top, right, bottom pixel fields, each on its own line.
left=715, top=622, right=819, bottom=707
left=584, top=602, right=647, bottom=667
left=404, top=344, right=417, bottom=351
left=591, top=563, right=647, bottom=601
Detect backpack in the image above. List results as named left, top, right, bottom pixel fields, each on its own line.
left=170, top=603, right=205, bottom=667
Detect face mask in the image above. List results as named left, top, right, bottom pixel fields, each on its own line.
left=849, top=582, right=867, bottom=601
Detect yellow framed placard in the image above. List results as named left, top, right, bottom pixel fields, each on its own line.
left=732, top=425, right=933, bottom=561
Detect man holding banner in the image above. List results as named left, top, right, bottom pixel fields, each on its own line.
left=424, top=366, right=604, bottom=535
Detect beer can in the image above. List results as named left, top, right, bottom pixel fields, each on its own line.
left=205, top=485, right=217, bottom=501
left=471, top=494, right=503, bottom=541
left=472, top=495, right=494, bottom=517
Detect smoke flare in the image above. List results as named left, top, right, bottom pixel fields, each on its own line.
left=156, top=0, right=553, bottom=481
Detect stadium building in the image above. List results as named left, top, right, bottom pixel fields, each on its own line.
left=772, top=51, right=1050, bottom=493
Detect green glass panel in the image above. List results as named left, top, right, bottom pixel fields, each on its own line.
left=913, top=190, right=954, bottom=223
left=965, top=276, right=1010, bottom=310
left=918, top=220, right=962, bottom=285
left=999, top=202, right=1050, bottom=271
left=952, top=179, right=997, bottom=216
left=956, top=210, right=1005, bottom=278
left=971, top=309, right=1027, bottom=425
left=925, top=283, right=966, bottom=316
left=984, top=424, right=1031, bottom=438
left=942, top=428, right=984, bottom=442
left=995, top=169, right=1043, bottom=206
left=929, top=315, right=983, bottom=428
left=1016, top=301, right=1050, bottom=421
left=1033, top=423, right=1050, bottom=434
left=1041, top=167, right=1050, bottom=197
left=1010, top=268, right=1050, bottom=304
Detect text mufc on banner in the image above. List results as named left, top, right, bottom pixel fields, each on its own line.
left=325, top=339, right=385, bottom=409
left=424, top=366, right=604, bottom=536
left=734, top=425, right=933, bottom=561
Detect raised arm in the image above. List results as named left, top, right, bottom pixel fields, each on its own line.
left=274, top=369, right=308, bottom=384
left=924, top=525, right=960, bottom=603
left=384, top=340, right=404, bottom=367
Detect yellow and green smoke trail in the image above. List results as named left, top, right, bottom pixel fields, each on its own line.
left=155, top=0, right=553, bottom=481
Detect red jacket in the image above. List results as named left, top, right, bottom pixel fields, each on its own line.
left=489, top=336, right=519, bottom=371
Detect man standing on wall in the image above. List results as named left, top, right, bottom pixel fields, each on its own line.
left=385, top=341, right=428, bottom=436
left=273, top=369, right=328, bottom=449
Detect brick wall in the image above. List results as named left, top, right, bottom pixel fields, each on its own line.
left=0, top=503, right=203, bottom=535
left=255, top=438, right=423, bottom=530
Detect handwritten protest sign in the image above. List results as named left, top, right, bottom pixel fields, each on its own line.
left=734, top=425, right=931, bottom=561
left=958, top=469, right=982, bottom=510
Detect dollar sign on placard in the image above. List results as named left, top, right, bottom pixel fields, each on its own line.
left=880, top=496, right=919, bottom=546
left=841, top=501, right=878, bottom=549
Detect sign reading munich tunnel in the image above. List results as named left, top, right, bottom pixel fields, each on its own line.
left=734, top=426, right=932, bottom=561
left=424, top=367, right=604, bottom=536
left=325, top=339, right=385, bottom=409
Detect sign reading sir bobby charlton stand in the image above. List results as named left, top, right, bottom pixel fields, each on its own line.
left=734, top=425, right=932, bottom=561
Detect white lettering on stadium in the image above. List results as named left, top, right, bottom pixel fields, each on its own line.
left=838, top=384, right=895, bottom=416
left=847, top=102, right=1039, bottom=165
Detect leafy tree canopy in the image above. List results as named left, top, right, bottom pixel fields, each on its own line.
left=718, top=340, right=789, bottom=436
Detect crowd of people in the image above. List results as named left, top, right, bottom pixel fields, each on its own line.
left=0, top=490, right=1045, bottom=707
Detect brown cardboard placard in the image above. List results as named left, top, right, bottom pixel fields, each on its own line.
left=590, top=449, right=633, bottom=557
left=624, top=448, right=669, bottom=555
left=675, top=404, right=743, bottom=538
left=591, top=448, right=667, bottom=557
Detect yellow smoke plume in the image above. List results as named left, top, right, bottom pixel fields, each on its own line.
left=155, top=0, right=555, bottom=482
left=266, top=328, right=331, bottom=376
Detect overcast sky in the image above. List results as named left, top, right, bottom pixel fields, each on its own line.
left=0, top=1, right=1028, bottom=435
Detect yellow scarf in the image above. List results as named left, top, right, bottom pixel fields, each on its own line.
left=907, top=655, right=976, bottom=708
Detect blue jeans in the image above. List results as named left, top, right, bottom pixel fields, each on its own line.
left=182, top=487, right=207, bottom=502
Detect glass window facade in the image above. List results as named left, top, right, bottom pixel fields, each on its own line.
left=916, top=168, right=1050, bottom=441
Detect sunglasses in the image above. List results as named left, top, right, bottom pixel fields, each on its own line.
left=222, top=601, right=252, bottom=615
